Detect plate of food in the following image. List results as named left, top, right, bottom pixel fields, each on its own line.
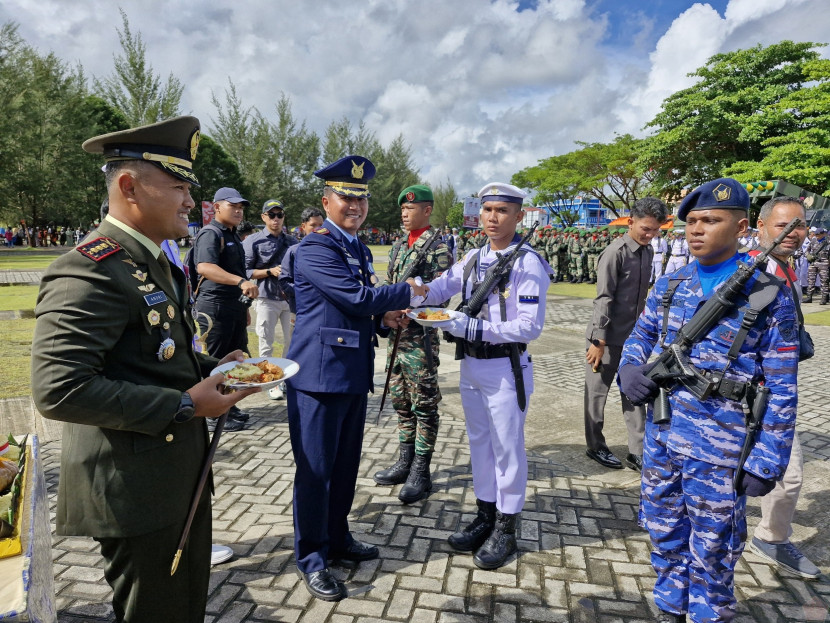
left=406, top=307, right=464, bottom=327
left=210, top=357, right=300, bottom=390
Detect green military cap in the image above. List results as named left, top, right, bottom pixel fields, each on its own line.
left=83, top=115, right=201, bottom=186
left=398, top=184, right=434, bottom=206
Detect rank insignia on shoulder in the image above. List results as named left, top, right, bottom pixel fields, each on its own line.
left=519, top=295, right=539, bottom=304
left=77, top=237, right=121, bottom=262
left=314, top=227, right=329, bottom=235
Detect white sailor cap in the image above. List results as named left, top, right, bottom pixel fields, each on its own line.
left=477, top=182, right=527, bottom=205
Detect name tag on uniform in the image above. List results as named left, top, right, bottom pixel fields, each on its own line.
left=347, top=257, right=360, bottom=265
left=519, top=295, right=539, bottom=304
left=144, top=291, right=168, bottom=306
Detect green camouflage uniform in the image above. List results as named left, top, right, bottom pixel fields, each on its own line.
left=585, top=234, right=600, bottom=282
left=546, top=233, right=561, bottom=279
left=387, top=228, right=450, bottom=454
left=568, top=234, right=583, bottom=282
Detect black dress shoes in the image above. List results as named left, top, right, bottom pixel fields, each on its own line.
left=625, top=453, right=643, bottom=472
left=329, top=540, right=379, bottom=562
left=301, top=568, right=346, bottom=601
left=586, top=448, right=623, bottom=469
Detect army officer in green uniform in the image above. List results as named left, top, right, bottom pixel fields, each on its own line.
left=31, top=116, right=258, bottom=623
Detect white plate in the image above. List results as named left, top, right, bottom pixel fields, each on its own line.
left=406, top=308, right=464, bottom=327
left=210, top=357, right=300, bottom=390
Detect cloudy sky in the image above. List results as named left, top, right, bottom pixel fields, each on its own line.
left=3, top=0, right=829, bottom=195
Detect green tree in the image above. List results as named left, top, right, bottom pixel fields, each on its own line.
left=429, top=178, right=457, bottom=227
left=94, top=9, right=183, bottom=125
left=0, top=22, right=128, bottom=230
left=258, top=94, right=320, bottom=223
left=725, top=58, right=830, bottom=196
left=640, top=41, right=824, bottom=198
left=446, top=202, right=464, bottom=229
left=191, top=134, right=246, bottom=211
left=513, top=134, right=649, bottom=218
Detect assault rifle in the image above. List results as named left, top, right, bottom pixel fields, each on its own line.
left=378, top=226, right=445, bottom=415
left=645, top=218, right=802, bottom=426
left=805, top=236, right=829, bottom=263
left=453, top=222, right=539, bottom=410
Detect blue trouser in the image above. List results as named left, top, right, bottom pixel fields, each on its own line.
left=641, top=429, right=747, bottom=622
left=287, top=388, right=367, bottom=573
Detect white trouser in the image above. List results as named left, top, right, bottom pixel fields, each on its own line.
left=458, top=353, right=534, bottom=514
left=664, top=256, right=687, bottom=275
left=254, top=298, right=292, bottom=358
left=755, top=431, right=803, bottom=543
left=651, top=256, right=664, bottom=282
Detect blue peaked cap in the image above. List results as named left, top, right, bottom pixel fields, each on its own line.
left=677, top=178, right=749, bottom=221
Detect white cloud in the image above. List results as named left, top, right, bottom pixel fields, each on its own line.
left=2, top=0, right=829, bottom=196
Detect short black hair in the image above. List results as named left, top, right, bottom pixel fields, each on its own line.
left=759, top=196, right=805, bottom=222
left=301, top=207, right=325, bottom=223
left=237, top=220, right=255, bottom=235
left=630, top=197, right=669, bottom=223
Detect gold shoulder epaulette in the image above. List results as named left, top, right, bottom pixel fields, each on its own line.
left=76, top=237, right=122, bottom=262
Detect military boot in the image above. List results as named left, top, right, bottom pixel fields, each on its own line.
left=373, top=443, right=414, bottom=485
left=821, top=294, right=828, bottom=305
left=398, top=452, right=432, bottom=504
left=448, top=499, right=496, bottom=552
left=804, top=288, right=814, bottom=303
left=473, top=511, right=518, bottom=569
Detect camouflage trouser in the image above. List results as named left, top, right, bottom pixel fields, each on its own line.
left=569, top=254, right=583, bottom=280
left=549, top=253, right=559, bottom=278
left=388, top=339, right=441, bottom=455
left=586, top=254, right=598, bottom=281
left=558, top=252, right=570, bottom=280
left=807, top=260, right=829, bottom=298
left=640, top=429, right=746, bottom=622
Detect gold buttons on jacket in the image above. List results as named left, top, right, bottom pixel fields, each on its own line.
left=165, top=434, right=174, bottom=442
left=337, top=337, right=345, bottom=343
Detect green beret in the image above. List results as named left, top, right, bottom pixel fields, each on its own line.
left=398, top=184, right=434, bottom=206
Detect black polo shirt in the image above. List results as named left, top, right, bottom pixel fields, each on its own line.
left=192, top=219, right=246, bottom=307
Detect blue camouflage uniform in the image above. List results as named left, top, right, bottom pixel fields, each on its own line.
left=620, top=255, right=799, bottom=622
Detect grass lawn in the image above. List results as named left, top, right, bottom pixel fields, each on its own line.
left=0, top=254, right=61, bottom=271
left=0, top=285, right=39, bottom=311
left=804, top=310, right=830, bottom=326
left=548, top=281, right=597, bottom=299
left=0, top=318, right=35, bottom=398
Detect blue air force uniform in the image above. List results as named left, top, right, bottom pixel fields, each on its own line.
left=619, top=178, right=799, bottom=622
left=286, top=157, right=411, bottom=576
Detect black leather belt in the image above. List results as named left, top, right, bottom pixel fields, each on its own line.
left=461, top=341, right=527, bottom=360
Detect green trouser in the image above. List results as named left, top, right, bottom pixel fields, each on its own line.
left=96, top=488, right=211, bottom=623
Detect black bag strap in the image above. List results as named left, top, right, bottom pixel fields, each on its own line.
left=659, top=278, right=685, bottom=347
left=722, top=270, right=782, bottom=365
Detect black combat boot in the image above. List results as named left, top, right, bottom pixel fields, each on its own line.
left=656, top=610, right=687, bottom=622
left=398, top=452, right=432, bottom=504
left=373, top=442, right=414, bottom=485
left=821, top=295, right=828, bottom=305
left=473, top=511, right=518, bottom=569
left=448, top=499, right=496, bottom=552
left=804, top=288, right=814, bottom=303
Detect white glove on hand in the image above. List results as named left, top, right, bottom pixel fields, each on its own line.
left=410, top=276, right=426, bottom=307
left=436, top=313, right=472, bottom=339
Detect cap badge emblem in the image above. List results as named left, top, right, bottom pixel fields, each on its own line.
left=712, top=183, right=731, bottom=202
left=190, top=129, right=200, bottom=161
left=406, top=191, right=415, bottom=202
left=351, top=160, right=365, bottom=180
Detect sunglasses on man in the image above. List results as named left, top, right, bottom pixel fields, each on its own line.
left=266, top=211, right=285, bottom=220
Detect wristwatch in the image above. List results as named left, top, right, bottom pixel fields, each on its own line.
left=590, top=339, right=603, bottom=347
left=173, top=392, right=196, bottom=423
left=266, top=269, right=273, bottom=278
left=237, top=278, right=246, bottom=288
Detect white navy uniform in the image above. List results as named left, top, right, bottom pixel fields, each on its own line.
left=664, top=236, right=688, bottom=274
left=420, top=235, right=548, bottom=513
left=650, top=235, right=668, bottom=282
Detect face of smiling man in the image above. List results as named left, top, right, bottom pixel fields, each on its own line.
left=322, top=189, right=368, bottom=236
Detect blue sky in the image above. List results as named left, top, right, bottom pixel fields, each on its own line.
left=2, top=0, right=828, bottom=194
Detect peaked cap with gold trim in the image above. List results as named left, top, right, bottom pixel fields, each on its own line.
left=314, top=155, right=375, bottom=198
left=82, top=115, right=201, bottom=186
left=677, top=177, right=748, bottom=221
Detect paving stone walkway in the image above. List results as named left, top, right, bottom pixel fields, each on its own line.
left=10, top=291, right=830, bottom=622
